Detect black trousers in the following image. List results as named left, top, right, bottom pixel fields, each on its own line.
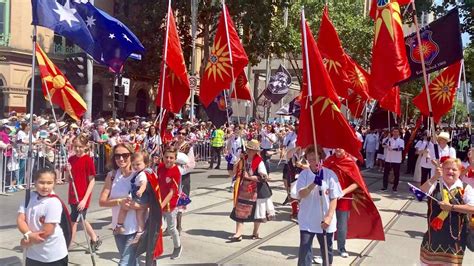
left=260, top=149, right=271, bottom=173
left=383, top=162, right=401, bottom=189
left=421, top=167, right=431, bottom=185
left=210, top=146, right=223, bottom=168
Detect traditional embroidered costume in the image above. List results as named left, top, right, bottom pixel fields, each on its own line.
left=420, top=181, right=473, bottom=265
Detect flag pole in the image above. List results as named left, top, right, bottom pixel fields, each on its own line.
left=410, top=1, right=443, bottom=199
left=41, top=79, right=96, bottom=265
left=221, top=0, right=237, bottom=126
left=301, top=8, right=329, bottom=266
left=22, top=24, right=38, bottom=265
left=25, top=26, right=37, bottom=212
left=460, top=60, right=471, bottom=135
left=158, top=0, right=172, bottom=132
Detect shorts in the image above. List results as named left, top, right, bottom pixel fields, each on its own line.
left=254, top=198, right=275, bottom=220
left=70, top=204, right=87, bottom=223
left=376, top=154, right=385, bottom=160
left=131, top=184, right=150, bottom=205
left=227, top=162, right=234, bottom=171
left=26, top=255, right=68, bottom=266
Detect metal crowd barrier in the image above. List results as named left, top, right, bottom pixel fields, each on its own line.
left=193, top=140, right=211, bottom=164
left=1, top=139, right=212, bottom=194
left=0, top=142, right=109, bottom=194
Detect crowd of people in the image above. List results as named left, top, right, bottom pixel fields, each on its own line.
left=2, top=109, right=474, bottom=265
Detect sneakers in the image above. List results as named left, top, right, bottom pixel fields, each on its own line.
left=90, top=236, right=102, bottom=252
left=17, top=185, right=25, bottom=190
left=312, top=256, right=323, bottom=264
left=6, top=187, right=18, bottom=193
left=380, top=187, right=387, bottom=191
left=171, top=246, right=182, bottom=260
left=339, top=249, right=349, bottom=258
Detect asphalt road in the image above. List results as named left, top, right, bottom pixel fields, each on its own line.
left=0, top=160, right=237, bottom=229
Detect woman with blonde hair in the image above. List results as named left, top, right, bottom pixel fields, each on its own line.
left=419, top=158, right=474, bottom=265
left=99, top=143, right=139, bottom=265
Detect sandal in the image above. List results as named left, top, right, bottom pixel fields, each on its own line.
left=228, top=235, right=242, bottom=242
left=251, top=234, right=261, bottom=240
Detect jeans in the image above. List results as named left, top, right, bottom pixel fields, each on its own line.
left=382, top=162, right=401, bottom=189
left=210, top=146, right=223, bottom=168
left=114, top=233, right=138, bottom=266
left=163, top=209, right=181, bottom=248
left=336, top=210, right=349, bottom=251
left=260, top=149, right=271, bottom=173
left=298, top=231, right=333, bottom=266
left=18, top=159, right=26, bottom=185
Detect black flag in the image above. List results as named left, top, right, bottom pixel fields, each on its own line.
left=402, top=8, right=463, bottom=82
left=275, top=97, right=300, bottom=118
left=264, top=65, right=291, bottom=104
left=204, top=91, right=233, bottom=127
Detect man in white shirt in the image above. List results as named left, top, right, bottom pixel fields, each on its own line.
left=297, top=145, right=343, bottom=266
left=415, top=134, right=432, bottom=185
left=382, top=128, right=405, bottom=192
left=364, top=130, right=379, bottom=169
left=260, top=124, right=277, bottom=173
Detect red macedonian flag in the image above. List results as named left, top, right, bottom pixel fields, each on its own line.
left=156, top=7, right=190, bottom=114
left=317, top=6, right=351, bottom=99
left=369, top=0, right=411, bottom=100
left=324, top=153, right=385, bottom=241
left=35, top=44, right=86, bottom=121
left=297, top=13, right=362, bottom=161
left=346, top=93, right=366, bottom=119
left=199, top=5, right=249, bottom=107
left=344, top=55, right=371, bottom=101
left=413, top=61, right=462, bottom=123
left=230, top=71, right=252, bottom=101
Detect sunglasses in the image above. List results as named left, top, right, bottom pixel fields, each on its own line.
left=178, top=132, right=186, bottom=135
left=114, top=153, right=131, bottom=160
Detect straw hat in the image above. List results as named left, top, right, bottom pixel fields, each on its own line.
left=438, top=132, right=450, bottom=141
left=70, top=123, right=79, bottom=129
left=58, top=121, right=67, bottom=129
left=246, top=139, right=261, bottom=151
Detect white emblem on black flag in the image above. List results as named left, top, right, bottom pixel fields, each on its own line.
left=264, top=64, right=291, bottom=104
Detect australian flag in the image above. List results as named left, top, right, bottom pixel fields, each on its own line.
left=32, top=0, right=145, bottom=73
left=408, top=182, right=428, bottom=202
left=204, top=91, right=233, bottom=128
left=402, top=8, right=463, bottom=82
left=264, top=65, right=291, bottom=104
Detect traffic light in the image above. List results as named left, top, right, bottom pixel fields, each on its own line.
left=114, top=85, right=125, bottom=110
left=64, top=53, right=88, bottom=85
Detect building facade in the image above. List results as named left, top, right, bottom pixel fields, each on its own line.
left=0, top=0, right=161, bottom=119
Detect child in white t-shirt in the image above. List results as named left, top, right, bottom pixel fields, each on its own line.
left=17, top=168, right=69, bottom=265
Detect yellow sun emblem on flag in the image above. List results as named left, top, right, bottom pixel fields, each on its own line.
left=205, top=38, right=231, bottom=81
left=347, top=66, right=366, bottom=89
left=431, top=74, right=455, bottom=105
left=323, top=58, right=343, bottom=75
left=313, top=96, right=341, bottom=120
left=375, top=0, right=402, bottom=43
left=167, top=69, right=182, bottom=86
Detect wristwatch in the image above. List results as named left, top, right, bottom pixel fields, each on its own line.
left=23, top=231, right=32, bottom=241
